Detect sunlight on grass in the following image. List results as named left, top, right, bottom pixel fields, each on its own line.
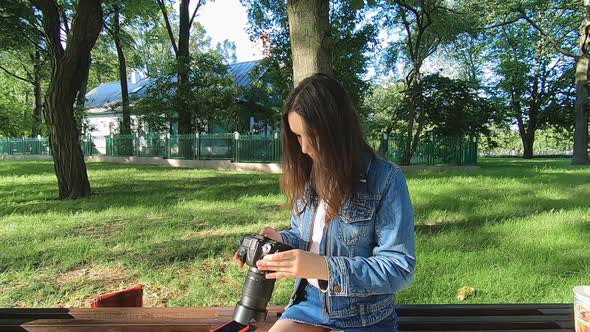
left=0, top=158, right=588, bottom=307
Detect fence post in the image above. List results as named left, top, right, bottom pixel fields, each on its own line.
left=195, top=132, right=200, bottom=160
left=273, top=131, right=279, bottom=162
left=135, top=132, right=139, bottom=157
left=166, top=133, right=170, bottom=159
left=35, top=135, right=40, bottom=155
left=110, top=134, right=114, bottom=157
left=234, top=131, right=240, bottom=162
left=472, top=136, right=478, bottom=165
left=382, top=133, right=388, bottom=159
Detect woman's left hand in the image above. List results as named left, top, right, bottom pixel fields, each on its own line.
left=256, top=249, right=329, bottom=280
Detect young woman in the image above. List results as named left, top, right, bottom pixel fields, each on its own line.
left=235, top=73, right=416, bottom=331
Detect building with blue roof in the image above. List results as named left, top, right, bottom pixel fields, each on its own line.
left=84, top=60, right=280, bottom=138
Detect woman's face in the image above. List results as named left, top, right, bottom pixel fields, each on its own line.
left=288, top=111, right=315, bottom=160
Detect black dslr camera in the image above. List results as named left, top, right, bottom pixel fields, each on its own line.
left=232, top=234, right=294, bottom=325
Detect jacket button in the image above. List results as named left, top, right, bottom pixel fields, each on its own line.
left=334, top=285, right=341, bottom=293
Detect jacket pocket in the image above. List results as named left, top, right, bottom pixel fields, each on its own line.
left=337, top=193, right=381, bottom=245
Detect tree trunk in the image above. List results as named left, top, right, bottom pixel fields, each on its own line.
left=111, top=6, right=133, bottom=156
left=176, top=0, right=194, bottom=158
left=401, top=70, right=420, bottom=165
left=177, top=0, right=191, bottom=135
left=573, top=77, right=590, bottom=164
left=33, top=0, right=103, bottom=199
left=572, top=2, right=590, bottom=164
left=522, top=132, right=535, bottom=159
left=32, top=49, right=43, bottom=137
left=287, top=0, right=333, bottom=86
left=114, top=5, right=131, bottom=136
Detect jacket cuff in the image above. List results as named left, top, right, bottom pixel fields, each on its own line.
left=318, top=256, right=330, bottom=293
left=279, top=231, right=298, bottom=249
left=324, top=256, right=348, bottom=296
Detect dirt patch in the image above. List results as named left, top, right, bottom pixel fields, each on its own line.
left=56, top=263, right=129, bottom=287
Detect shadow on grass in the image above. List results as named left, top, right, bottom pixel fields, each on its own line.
left=0, top=173, right=281, bottom=217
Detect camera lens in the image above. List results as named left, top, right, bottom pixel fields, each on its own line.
left=233, top=268, right=276, bottom=325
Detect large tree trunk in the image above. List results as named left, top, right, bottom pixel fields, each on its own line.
left=572, top=1, right=590, bottom=165
left=522, top=133, right=535, bottom=159
left=32, top=49, right=43, bottom=137
left=33, top=0, right=102, bottom=199
left=176, top=0, right=194, bottom=158
left=573, top=75, right=590, bottom=164
left=177, top=0, right=191, bottom=135
left=287, top=0, right=333, bottom=86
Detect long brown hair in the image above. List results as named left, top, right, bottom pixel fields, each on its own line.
left=280, top=73, right=372, bottom=221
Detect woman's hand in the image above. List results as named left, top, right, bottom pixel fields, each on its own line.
left=256, top=249, right=329, bottom=280
left=259, top=227, right=282, bottom=243
left=233, top=227, right=284, bottom=269
left=233, top=251, right=245, bottom=269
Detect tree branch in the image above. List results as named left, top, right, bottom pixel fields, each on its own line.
left=157, top=0, right=178, bottom=55
left=481, top=15, right=523, bottom=30
left=517, top=8, right=578, bottom=59
left=0, top=64, right=33, bottom=84
left=31, top=0, right=65, bottom=60
left=61, top=7, right=70, bottom=36
left=188, top=0, right=201, bottom=28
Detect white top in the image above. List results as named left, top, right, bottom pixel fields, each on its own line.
left=307, top=200, right=327, bottom=288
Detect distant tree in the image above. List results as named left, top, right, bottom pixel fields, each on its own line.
left=380, top=0, right=475, bottom=164
left=0, top=1, right=48, bottom=137
left=102, top=0, right=159, bottom=136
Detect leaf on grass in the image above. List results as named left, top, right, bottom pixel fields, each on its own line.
left=457, top=286, right=476, bottom=301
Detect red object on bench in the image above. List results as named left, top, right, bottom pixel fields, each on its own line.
left=90, top=284, right=143, bottom=308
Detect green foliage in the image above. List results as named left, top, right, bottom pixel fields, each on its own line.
left=420, top=74, right=504, bottom=137
left=216, top=40, right=238, bottom=64
left=132, top=51, right=239, bottom=133
left=363, top=74, right=504, bottom=139
left=482, top=127, right=574, bottom=156
left=382, top=0, right=476, bottom=77
left=240, top=0, right=377, bottom=110
left=362, top=81, right=406, bottom=135
left=127, top=14, right=177, bottom=77
left=0, top=97, right=29, bottom=138
left=88, top=37, right=121, bottom=90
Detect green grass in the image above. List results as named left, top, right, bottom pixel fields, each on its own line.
left=0, top=158, right=588, bottom=307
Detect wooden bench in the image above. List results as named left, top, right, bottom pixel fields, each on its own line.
left=0, top=303, right=573, bottom=331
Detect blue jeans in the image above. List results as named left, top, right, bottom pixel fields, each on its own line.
left=279, top=284, right=397, bottom=332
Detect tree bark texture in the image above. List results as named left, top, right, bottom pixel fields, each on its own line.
left=32, top=0, right=103, bottom=199
left=572, top=1, right=590, bottom=165
left=287, top=0, right=333, bottom=86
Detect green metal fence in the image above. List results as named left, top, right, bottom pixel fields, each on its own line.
left=369, top=135, right=478, bottom=166
left=0, top=137, right=51, bottom=155
left=2, top=133, right=477, bottom=165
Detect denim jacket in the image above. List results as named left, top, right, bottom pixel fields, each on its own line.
left=279, top=152, right=416, bottom=328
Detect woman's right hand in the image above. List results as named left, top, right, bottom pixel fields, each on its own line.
left=233, top=227, right=283, bottom=268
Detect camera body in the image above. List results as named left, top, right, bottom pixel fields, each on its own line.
left=233, top=235, right=294, bottom=325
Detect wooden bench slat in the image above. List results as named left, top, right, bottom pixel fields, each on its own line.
left=0, top=304, right=574, bottom=332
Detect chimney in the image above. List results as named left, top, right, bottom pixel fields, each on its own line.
left=129, top=70, right=144, bottom=85
left=260, top=33, right=270, bottom=58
